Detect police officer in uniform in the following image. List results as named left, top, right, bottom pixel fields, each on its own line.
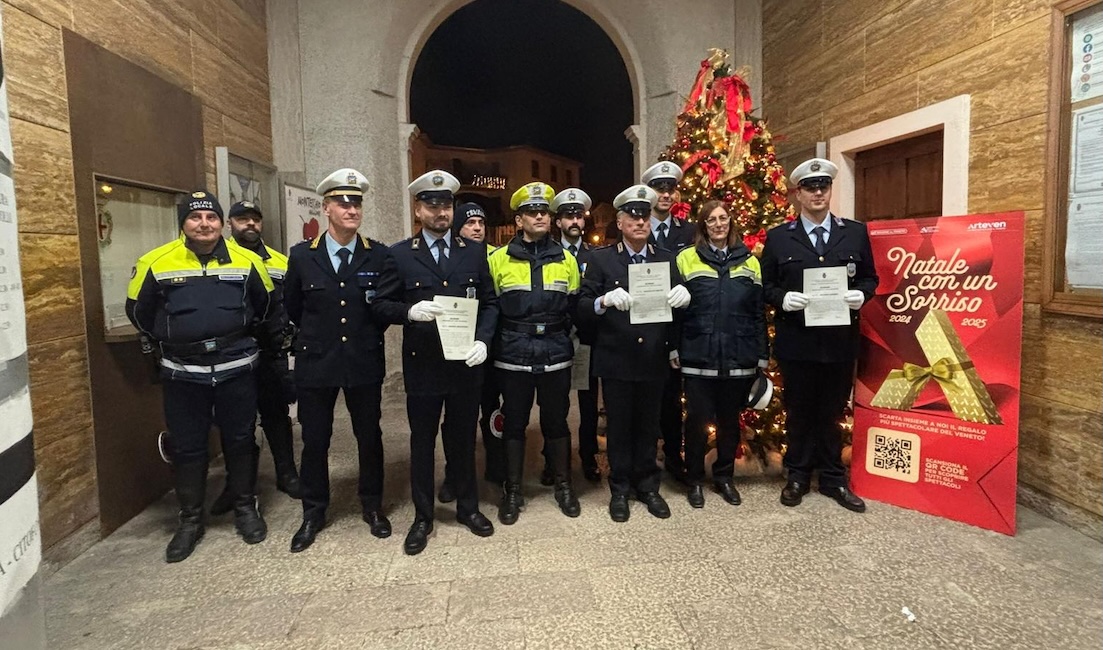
left=374, top=170, right=497, bottom=555
left=198, top=201, right=301, bottom=517
left=284, top=168, right=402, bottom=552
left=760, top=158, right=879, bottom=513
left=489, top=182, right=582, bottom=525
left=640, top=161, right=695, bottom=483
left=577, top=184, right=692, bottom=522
left=675, top=200, right=768, bottom=508
left=550, top=187, right=600, bottom=484
left=127, top=190, right=278, bottom=562
left=439, top=202, right=506, bottom=497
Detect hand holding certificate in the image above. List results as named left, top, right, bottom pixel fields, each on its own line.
left=628, top=262, right=673, bottom=324
left=433, top=295, right=478, bottom=360
left=802, top=267, right=851, bottom=327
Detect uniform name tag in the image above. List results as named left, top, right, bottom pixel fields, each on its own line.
left=219, top=274, right=245, bottom=281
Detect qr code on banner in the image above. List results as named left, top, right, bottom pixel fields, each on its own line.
left=865, top=427, right=921, bottom=483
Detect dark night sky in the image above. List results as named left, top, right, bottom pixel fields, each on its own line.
left=410, top=0, right=633, bottom=205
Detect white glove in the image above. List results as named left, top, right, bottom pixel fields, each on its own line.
left=666, top=284, right=691, bottom=308
left=408, top=300, right=445, bottom=322
left=602, top=287, right=633, bottom=311
left=782, top=291, right=810, bottom=312
left=464, top=340, right=488, bottom=367
left=844, top=290, right=866, bottom=310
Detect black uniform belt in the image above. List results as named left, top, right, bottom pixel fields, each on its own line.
left=499, top=319, right=568, bottom=335
left=160, top=330, right=249, bottom=356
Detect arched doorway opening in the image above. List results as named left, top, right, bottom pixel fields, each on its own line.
left=404, top=0, right=637, bottom=243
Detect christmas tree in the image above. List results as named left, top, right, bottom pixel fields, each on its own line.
left=658, top=49, right=854, bottom=473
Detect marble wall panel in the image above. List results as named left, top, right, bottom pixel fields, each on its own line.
left=969, top=114, right=1047, bottom=212
left=73, top=0, right=193, bottom=90
left=27, top=335, right=93, bottom=452
left=19, top=233, right=86, bottom=343
left=2, top=6, right=69, bottom=131
left=917, top=17, right=1048, bottom=130
left=10, top=118, right=78, bottom=234
left=2, top=0, right=72, bottom=28
left=865, top=0, right=995, bottom=85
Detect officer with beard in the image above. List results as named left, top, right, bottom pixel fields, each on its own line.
left=551, top=188, right=600, bottom=484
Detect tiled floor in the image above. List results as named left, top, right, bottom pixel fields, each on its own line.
left=43, top=393, right=1103, bottom=649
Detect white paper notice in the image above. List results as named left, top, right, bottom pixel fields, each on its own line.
left=628, top=262, right=672, bottom=324
left=1066, top=195, right=1103, bottom=289
left=1071, top=104, right=1103, bottom=195
left=433, top=295, right=478, bottom=361
left=1071, top=3, right=1103, bottom=103
left=803, top=266, right=851, bottom=327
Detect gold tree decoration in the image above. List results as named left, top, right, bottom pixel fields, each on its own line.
left=658, top=48, right=799, bottom=470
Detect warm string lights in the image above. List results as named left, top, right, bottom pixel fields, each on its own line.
left=659, top=53, right=853, bottom=469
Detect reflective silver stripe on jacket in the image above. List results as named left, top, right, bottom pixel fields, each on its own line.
left=493, top=360, right=574, bottom=373
left=680, top=366, right=757, bottom=378
left=160, top=353, right=259, bottom=375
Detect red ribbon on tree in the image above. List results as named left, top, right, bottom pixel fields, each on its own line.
left=670, top=202, right=692, bottom=220
left=701, top=158, right=724, bottom=185
left=684, top=59, right=713, bottom=113
left=681, top=149, right=712, bottom=172
left=711, top=75, right=755, bottom=142
left=742, top=228, right=767, bottom=251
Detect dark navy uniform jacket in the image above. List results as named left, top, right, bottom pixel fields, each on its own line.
left=576, top=242, right=680, bottom=381
left=284, top=233, right=401, bottom=388
left=374, top=233, right=499, bottom=395
left=760, top=215, right=879, bottom=363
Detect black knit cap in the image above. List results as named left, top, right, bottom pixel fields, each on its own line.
left=452, top=202, right=487, bottom=236
left=178, top=190, right=224, bottom=228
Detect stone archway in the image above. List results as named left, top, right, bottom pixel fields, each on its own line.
left=395, top=0, right=647, bottom=237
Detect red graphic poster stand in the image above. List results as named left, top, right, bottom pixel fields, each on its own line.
left=852, top=213, right=1024, bottom=535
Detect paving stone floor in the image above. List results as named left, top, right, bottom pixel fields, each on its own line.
left=42, top=392, right=1103, bottom=649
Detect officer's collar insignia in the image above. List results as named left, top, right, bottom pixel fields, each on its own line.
left=411, top=237, right=420, bottom=249
left=648, top=244, right=655, bottom=254
left=192, top=191, right=206, bottom=198
left=810, top=162, right=821, bottom=172
left=456, top=236, right=466, bottom=247
left=787, top=221, right=798, bottom=230
left=347, top=172, right=357, bottom=184
left=360, top=235, right=371, bottom=249
left=834, top=216, right=846, bottom=227
left=432, top=174, right=443, bottom=186
left=636, top=187, right=647, bottom=198
left=617, top=242, right=624, bottom=253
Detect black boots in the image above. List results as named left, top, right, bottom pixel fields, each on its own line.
left=225, top=452, right=267, bottom=544
left=268, top=416, right=302, bottom=499
left=166, top=462, right=207, bottom=563
left=547, top=437, right=580, bottom=518
left=210, top=419, right=300, bottom=515
left=498, top=440, right=526, bottom=525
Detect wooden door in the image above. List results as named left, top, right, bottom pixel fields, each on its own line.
left=854, top=131, right=944, bottom=221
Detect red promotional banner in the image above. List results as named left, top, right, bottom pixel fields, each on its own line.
left=852, top=213, right=1024, bottom=535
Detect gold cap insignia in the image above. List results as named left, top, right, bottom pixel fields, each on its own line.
left=432, top=174, right=443, bottom=186
left=192, top=191, right=206, bottom=198
left=347, top=172, right=357, bottom=184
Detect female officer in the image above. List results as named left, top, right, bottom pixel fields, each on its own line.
left=674, top=200, right=768, bottom=508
